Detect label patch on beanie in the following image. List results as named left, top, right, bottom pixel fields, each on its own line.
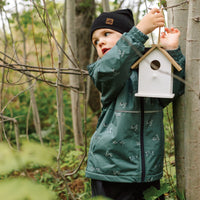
left=106, top=18, right=114, bottom=25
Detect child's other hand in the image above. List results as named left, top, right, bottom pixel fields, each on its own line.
left=136, top=8, right=165, bottom=35
left=160, top=27, right=180, bottom=50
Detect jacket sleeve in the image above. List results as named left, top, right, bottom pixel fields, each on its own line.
left=87, top=27, right=148, bottom=107
left=159, top=47, right=185, bottom=107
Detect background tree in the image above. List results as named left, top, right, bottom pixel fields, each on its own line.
left=0, top=0, right=7, bottom=141
left=14, top=0, right=43, bottom=144
left=135, top=0, right=142, bottom=24
left=57, top=0, right=67, bottom=142
left=167, top=0, right=188, bottom=196
left=67, top=0, right=84, bottom=147
left=75, top=0, right=101, bottom=116
left=185, top=0, right=200, bottom=199
left=102, top=0, right=110, bottom=11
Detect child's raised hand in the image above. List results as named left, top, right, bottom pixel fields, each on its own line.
left=136, top=8, right=165, bottom=35
left=160, top=27, right=180, bottom=50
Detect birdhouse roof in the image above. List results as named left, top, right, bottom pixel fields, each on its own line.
left=131, top=44, right=182, bottom=71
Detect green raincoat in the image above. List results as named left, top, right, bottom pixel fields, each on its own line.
left=86, top=26, right=185, bottom=183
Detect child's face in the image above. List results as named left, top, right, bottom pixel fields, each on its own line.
left=92, top=28, right=122, bottom=58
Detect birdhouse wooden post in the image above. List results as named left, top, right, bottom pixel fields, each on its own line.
left=131, top=44, right=182, bottom=98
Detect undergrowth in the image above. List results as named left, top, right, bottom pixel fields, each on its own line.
left=1, top=83, right=183, bottom=200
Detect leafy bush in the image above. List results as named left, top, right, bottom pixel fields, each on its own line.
left=0, top=142, right=57, bottom=200
left=0, top=178, right=57, bottom=200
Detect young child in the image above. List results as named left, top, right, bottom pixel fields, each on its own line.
left=86, top=8, right=185, bottom=200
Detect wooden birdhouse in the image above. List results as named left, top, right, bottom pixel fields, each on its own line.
left=131, top=44, right=182, bottom=98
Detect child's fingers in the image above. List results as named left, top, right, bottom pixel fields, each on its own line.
left=150, top=9, right=164, bottom=20
left=160, top=32, right=166, bottom=38
left=170, top=27, right=178, bottom=33
left=164, top=27, right=170, bottom=33
left=150, top=8, right=161, bottom=14
left=165, top=27, right=180, bottom=33
left=151, top=13, right=165, bottom=28
left=171, top=28, right=180, bottom=34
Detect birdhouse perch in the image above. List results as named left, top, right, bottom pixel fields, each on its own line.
left=131, top=44, right=182, bottom=98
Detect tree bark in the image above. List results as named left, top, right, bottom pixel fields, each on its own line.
left=167, top=0, right=188, bottom=195
left=76, top=0, right=95, bottom=69
left=102, top=0, right=110, bottom=12
left=184, top=0, right=200, bottom=199
left=135, top=0, right=142, bottom=25
left=56, top=0, right=67, bottom=141
left=0, top=8, right=7, bottom=142
left=75, top=0, right=101, bottom=115
left=67, top=0, right=84, bottom=147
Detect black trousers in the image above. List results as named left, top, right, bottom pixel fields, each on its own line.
left=91, top=179, right=165, bottom=200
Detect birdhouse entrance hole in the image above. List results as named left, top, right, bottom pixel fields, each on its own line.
left=150, top=60, right=160, bottom=70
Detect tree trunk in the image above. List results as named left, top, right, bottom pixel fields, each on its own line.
left=67, top=0, right=84, bottom=147
left=135, top=0, right=142, bottom=25
left=102, top=0, right=110, bottom=12
left=167, top=0, right=188, bottom=195
left=0, top=8, right=7, bottom=142
left=76, top=0, right=95, bottom=69
left=184, top=0, right=200, bottom=199
left=15, top=0, right=43, bottom=144
left=56, top=0, right=67, bottom=141
left=75, top=0, right=101, bottom=115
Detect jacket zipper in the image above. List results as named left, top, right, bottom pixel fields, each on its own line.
left=140, top=97, right=145, bottom=181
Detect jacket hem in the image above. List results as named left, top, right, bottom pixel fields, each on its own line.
left=85, top=171, right=163, bottom=183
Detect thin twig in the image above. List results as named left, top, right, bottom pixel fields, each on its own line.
left=30, top=0, right=80, bottom=69
left=0, top=82, right=35, bottom=114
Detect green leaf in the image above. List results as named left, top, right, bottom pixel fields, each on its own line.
left=0, top=178, right=57, bottom=200
left=20, top=142, right=56, bottom=167
left=90, top=196, right=111, bottom=200
left=0, top=144, right=22, bottom=174
left=176, top=187, right=186, bottom=200
left=143, top=184, right=169, bottom=200
left=0, top=142, right=56, bottom=175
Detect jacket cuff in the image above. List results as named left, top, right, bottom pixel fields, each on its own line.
left=167, top=46, right=182, bottom=58
left=124, top=26, right=149, bottom=44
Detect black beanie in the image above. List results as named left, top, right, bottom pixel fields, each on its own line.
left=90, top=9, right=135, bottom=40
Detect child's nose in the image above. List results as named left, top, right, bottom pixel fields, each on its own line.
left=98, top=38, right=106, bottom=46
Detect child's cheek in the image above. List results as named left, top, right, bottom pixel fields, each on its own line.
left=97, top=49, right=103, bottom=58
